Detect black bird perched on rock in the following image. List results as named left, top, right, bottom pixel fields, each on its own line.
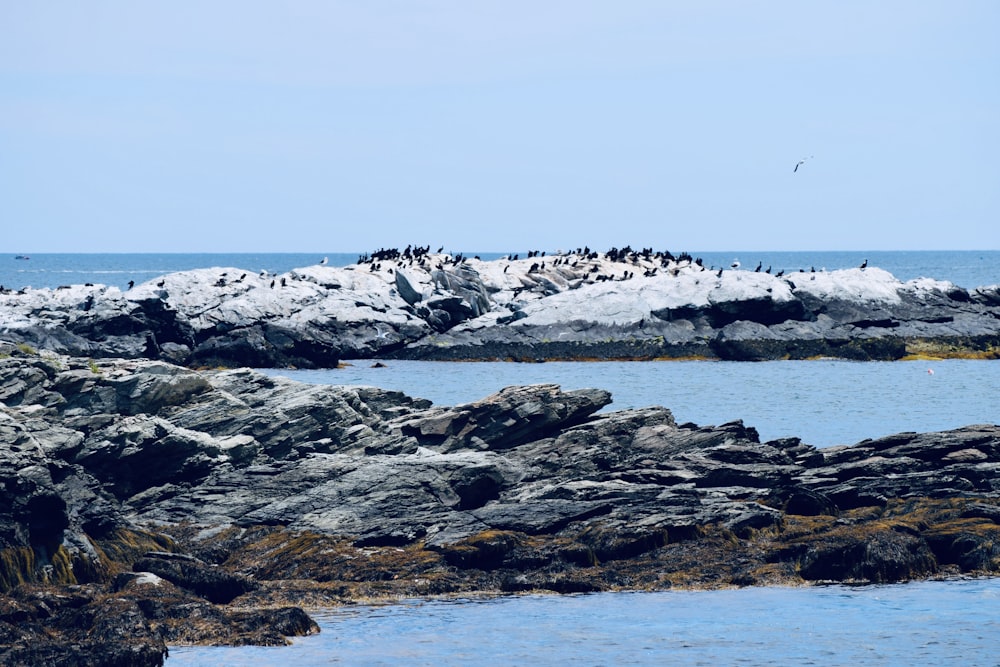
left=860, top=259, right=868, bottom=270
left=127, top=280, right=134, bottom=289
left=156, top=279, right=165, bottom=287
left=716, top=268, right=723, bottom=278
left=755, top=261, right=762, bottom=272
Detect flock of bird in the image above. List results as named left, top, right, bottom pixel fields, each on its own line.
left=0, top=240, right=871, bottom=299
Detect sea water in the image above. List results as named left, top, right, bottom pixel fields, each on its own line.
left=169, top=578, right=1000, bottom=666
left=270, top=358, right=998, bottom=448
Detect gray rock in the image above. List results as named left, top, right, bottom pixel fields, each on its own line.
left=132, top=551, right=258, bottom=604
left=0, top=355, right=997, bottom=592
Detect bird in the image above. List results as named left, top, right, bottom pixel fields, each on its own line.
left=319, top=257, right=328, bottom=265
left=374, top=325, right=391, bottom=341
left=127, top=280, right=134, bottom=290
left=793, top=155, right=813, bottom=172
left=730, top=259, right=741, bottom=270
left=755, top=261, right=762, bottom=272
left=859, top=259, right=868, bottom=270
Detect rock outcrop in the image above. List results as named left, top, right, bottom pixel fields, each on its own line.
left=2, top=250, right=998, bottom=367
left=0, top=351, right=998, bottom=664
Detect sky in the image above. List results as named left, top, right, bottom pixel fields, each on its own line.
left=2, top=1, right=997, bottom=253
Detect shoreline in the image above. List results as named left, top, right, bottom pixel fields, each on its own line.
left=1, top=352, right=998, bottom=664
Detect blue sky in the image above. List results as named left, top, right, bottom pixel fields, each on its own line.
left=2, top=1, right=997, bottom=253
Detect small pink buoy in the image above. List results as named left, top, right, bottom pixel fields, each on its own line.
left=927, top=369, right=935, bottom=375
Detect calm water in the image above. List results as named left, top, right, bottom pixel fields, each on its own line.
left=169, top=578, right=1000, bottom=666
left=269, top=358, right=999, bottom=448
left=2, top=250, right=998, bottom=291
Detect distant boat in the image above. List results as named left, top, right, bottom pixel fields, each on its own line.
left=14, top=255, right=29, bottom=260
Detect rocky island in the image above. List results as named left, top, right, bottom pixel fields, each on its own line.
left=0, top=346, right=998, bottom=665
left=1, top=247, right=998, bottom=367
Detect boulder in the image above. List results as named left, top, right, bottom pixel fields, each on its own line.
left=132, top=552, right=258, bottom=604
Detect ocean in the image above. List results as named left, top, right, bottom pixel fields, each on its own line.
left=267, top=357, right=998, bottom=448
left=1, top=251, right=997, bottom=664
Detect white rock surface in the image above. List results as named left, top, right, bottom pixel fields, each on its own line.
left=1, top=250, right=996, bottom=364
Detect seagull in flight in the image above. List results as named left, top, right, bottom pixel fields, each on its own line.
left=374, top=325, right=391, bottom=341
left=793, top=155, right=814, bottom=173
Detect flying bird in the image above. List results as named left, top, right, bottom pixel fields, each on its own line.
left=730, top=259, right=741, bottom=270
left=793, top=155, right=814, bottom=173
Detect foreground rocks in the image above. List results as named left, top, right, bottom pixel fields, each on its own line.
left=1, top=249, right=998, bottom=367
left=0, top=352, right=998, bottom=665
